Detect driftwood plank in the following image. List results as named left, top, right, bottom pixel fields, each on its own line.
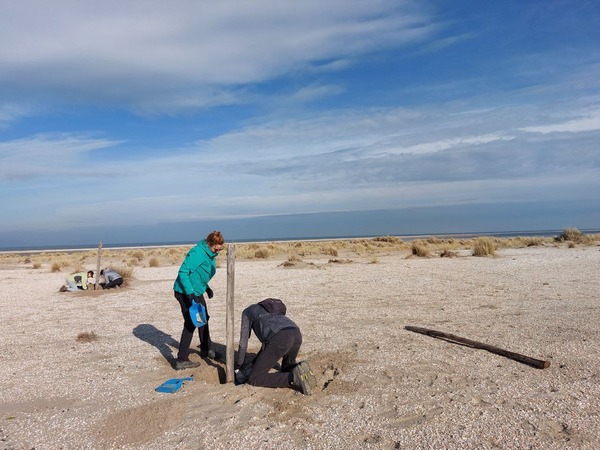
left=405, top=325, right=550, bottom=369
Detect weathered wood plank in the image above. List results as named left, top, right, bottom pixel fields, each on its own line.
left=405, top=325, right=550, bottom=369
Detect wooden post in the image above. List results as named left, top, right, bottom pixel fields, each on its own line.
left=95, top=241, right=102, bottom=290
left=226, top=244, right=236, bottom=383
left=405, top=325, right=550, bottom=369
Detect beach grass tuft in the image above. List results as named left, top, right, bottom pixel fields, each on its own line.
left=555, top=227, right=595, bottom=245
left=472, top=237, right=497, bottom=256
left=76, top=332, right=99, bottom=343
left=254, top=248, right=270, bottom=259
left=411, top=241, right=430, bottom=257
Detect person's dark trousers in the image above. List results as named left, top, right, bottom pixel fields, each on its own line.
left=174, top=291, right=211, bottom=361
left=248, top=328, right=302, bottom=388
left=103, top=277, right=123, bottom=289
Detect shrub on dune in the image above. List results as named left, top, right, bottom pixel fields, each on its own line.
left=411, top=241, right=429, bottom=257
left=472, top=237, right=496, bottom=257
left=254, top=248, right=270, bottom=259
left=322, top=246, right=338, bottom=257
left=555, top=227, right=594, bottom=245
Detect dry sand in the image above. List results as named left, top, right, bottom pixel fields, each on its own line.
left=1, top=244, right=599, bottom=449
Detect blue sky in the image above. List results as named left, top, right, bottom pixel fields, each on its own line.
left=1, top=0, right=599, bottom=247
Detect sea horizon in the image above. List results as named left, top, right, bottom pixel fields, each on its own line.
left=2, top=227, right=598, bottom=254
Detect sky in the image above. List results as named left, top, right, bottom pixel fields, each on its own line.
left=1, top=0, right=599, bottom=248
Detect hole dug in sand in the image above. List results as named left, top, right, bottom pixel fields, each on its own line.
left=309, top=351, right=357, bottom=394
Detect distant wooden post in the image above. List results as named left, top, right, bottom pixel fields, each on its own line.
left=226, top=244, right=236, bottom=383
left=95, top=241, right=102, bottom=290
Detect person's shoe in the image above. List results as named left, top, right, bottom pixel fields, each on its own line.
left=200, top=349, right=221, bottom=360
left=174, top=359, right=200, bottom=370
left=291, top=361, right=317, bottom=395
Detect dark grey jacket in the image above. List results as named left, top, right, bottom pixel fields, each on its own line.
left=103, top=269, right=122, bottom=283
left=236, top=303, right=298, bottom=367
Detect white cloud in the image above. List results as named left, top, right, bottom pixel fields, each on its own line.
left=373, top=133, right=515, bottom=156
left=0, top=103, right=32, bottom=128
left=0, top=0, right=433, bottom=112
left=520, top=111, right=600, bottom=134
left=1, top=96, right=599, bottom=234
left=288, top=84, right=346, bottom=103
left=0, top=134, right=122, bottom=180
left=421, top=32, right=475, bottom=53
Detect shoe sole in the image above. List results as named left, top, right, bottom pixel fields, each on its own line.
left=175, top=362, right=200, bottom=370
left=295, top=361, right=317, bottom=395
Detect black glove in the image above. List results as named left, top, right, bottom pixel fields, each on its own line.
left=235, top=364, right=251, bottom=385
left=185, top=293, right=198, bottom=308
left=205, top=286, right=214, bottom=299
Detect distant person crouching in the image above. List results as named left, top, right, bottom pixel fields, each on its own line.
left=100, top=269, right=123, bottom=289
left=60, top=271, right=94, bottom=292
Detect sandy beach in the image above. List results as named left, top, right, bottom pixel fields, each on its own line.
left=1, top=242, right=599, bottom=449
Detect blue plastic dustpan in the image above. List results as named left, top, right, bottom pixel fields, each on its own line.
left=189, top=300, right=207, bottom=328
left=155, top=377, right=193, bottom=393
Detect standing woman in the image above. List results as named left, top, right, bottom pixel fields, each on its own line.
left=173, top=230, right=224, bottom=370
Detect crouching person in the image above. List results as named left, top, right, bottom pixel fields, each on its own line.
left=60, top=270, right=94, bottom=292
left=100, top=269, right=123, bottom=289
left=235, top=298, right=316, bottom=395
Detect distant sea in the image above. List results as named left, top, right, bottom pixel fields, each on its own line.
left=2, top=228, right=599, bottom=253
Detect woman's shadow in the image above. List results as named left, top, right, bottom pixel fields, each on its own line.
left=133, top=323, right=179, bottom=364
left=133, top=324, right=228, bottom=383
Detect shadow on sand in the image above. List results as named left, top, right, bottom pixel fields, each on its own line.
left=190, top=342, right=229, bottom=383
left=133, top=323, right=179, bottom=365
left=133, top=324, right=230, bottom=382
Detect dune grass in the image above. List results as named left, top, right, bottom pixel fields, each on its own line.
left=1, top=228, right=598, bottom=267
left=555, top=227, right=596, bottom=245
left=76, top=332, right=99, bottom=343
left=411, top=241, right=430, bottom=257
left=472, top=237, right=497, bottom=257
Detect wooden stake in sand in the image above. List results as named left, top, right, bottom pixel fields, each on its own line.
left=95, top=241, right=102, bottom=290
left=226, top=244, right=236, bottom=383
left=405, top=325, right=550, bottom=369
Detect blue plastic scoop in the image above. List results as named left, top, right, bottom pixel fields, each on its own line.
left=155, top=377, right=193, bottom=393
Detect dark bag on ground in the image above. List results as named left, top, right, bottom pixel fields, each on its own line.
left=258, top=298, right=287, bottom=315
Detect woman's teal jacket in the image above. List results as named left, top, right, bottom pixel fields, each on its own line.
left=173, top=240, right=218, bottom=296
